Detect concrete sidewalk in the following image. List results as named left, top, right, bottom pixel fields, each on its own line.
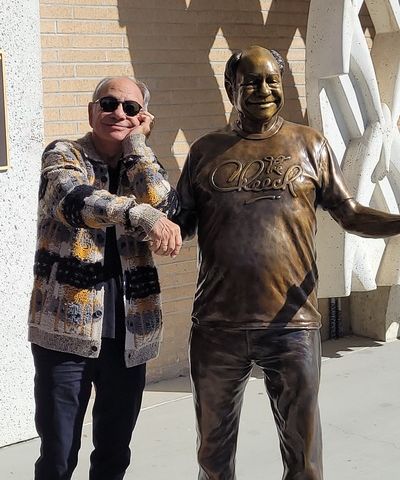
left=1, top=335, right=399, bottom=479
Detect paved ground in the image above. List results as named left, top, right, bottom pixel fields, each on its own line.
left=1, top=335, right=399, bottom=479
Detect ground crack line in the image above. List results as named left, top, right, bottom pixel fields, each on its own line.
left=326, top=423, right=400, bottom=450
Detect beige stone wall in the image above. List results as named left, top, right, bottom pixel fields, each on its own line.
left=40, top=0, right=312, bottom=381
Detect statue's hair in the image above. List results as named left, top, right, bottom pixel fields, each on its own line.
left=92, top=76, right=150, bottom=109
left=224, top=47, right=285, bottom=92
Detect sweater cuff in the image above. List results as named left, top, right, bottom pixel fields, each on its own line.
left=128, top=204, right=166, bottom=234
left=122, top=133, right=147, bottom=157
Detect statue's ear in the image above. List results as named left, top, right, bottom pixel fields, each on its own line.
left=225, top=80, right=234, bottom=105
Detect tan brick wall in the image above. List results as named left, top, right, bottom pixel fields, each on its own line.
left=40, top=0, right=313, bottom=381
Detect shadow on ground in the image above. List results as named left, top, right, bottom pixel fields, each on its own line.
left=321, top=334, right=383, bottom=359
left=146, top=374, right=192, bottom=393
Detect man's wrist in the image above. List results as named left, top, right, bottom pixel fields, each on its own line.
left=122, top=133, right=147, bottom=158
left=128, top=204, right=165, bottom=234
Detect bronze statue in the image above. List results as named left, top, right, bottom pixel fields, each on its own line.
left=175, top=46, right=400, bottom=480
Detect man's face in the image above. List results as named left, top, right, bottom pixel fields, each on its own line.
left=88, top=78, right=144, bottom=145
left=233, top=50, right=284, bottom=123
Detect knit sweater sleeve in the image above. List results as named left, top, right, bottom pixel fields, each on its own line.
left=122, top=134, right=179, bottom=219
left=38, top=139, right=165, bottom=234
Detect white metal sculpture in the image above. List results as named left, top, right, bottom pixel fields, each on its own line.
left=306, top=0, right=400, bottom=298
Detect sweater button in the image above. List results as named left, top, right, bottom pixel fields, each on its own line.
left=91, top=346, right=98, bottom=352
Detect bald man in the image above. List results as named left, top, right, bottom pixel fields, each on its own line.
left=176, top=46, right=400, bottom=480
left=29, top=76, right=181, bottom=480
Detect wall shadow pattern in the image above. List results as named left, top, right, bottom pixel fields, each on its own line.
left=118, top=0, right=309, bottom=184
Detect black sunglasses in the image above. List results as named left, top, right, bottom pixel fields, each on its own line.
left=95, top=96, right=142, bottom=117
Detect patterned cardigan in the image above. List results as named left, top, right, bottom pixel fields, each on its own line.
left=28, top=132, right=178, bottom=367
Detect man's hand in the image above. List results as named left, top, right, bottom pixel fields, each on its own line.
left=129, top=111, right=155, bottom=138
left=148, top=217, right=182, bottom=258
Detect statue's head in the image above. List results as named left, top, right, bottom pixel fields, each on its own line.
left=225, top=46, right=285, bottom=125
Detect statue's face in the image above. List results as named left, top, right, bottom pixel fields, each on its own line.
left=233, top=50, right=284, bottom=123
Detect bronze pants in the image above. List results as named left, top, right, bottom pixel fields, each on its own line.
left=189, top=326, right=323, bottom=480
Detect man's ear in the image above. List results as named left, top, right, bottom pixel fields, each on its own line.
left=225, top=81, right=235, bottom=105
left=88, top=102, right=94, bottom=128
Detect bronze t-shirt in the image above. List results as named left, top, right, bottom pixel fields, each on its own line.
left=176, top=118, right=352, bottom=329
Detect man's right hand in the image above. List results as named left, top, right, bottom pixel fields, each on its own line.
left=148, top=217, right=182, bottom=258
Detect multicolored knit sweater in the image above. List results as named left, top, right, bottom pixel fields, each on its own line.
left=28, top=132, right=178, bottom=367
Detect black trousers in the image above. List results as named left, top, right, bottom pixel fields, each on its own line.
left=190, top=326, right=323, bottom=480
left=32, top=339, right=146, bottom=480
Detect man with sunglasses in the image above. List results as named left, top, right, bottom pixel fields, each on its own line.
left=176, top=46, right=400, bottom=480
left=28, top=76, right=181, bottom=480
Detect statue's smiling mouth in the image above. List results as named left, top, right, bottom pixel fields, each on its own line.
left=248, top=100, right=276, bottom=107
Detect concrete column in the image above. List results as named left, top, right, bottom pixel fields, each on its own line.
left=350, top=287, right=400, bottom=341
left=0, top=0, right=43, bottom=446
